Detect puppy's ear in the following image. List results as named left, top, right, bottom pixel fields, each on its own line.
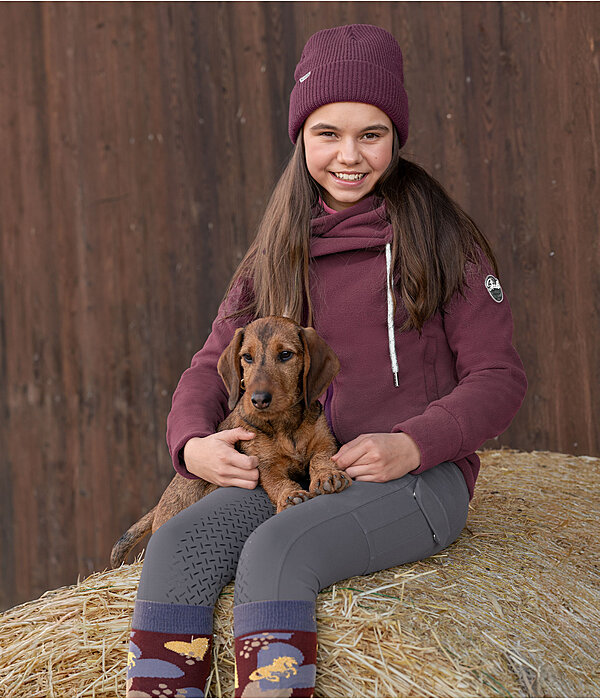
left=217, top=327, right=245, bottom=410
left=299, top=327, right=340, bottom=407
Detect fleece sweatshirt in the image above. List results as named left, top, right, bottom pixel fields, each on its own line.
left=166, top=195, right=527, bottom=499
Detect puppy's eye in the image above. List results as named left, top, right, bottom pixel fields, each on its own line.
left=279, top=350, right=293, bottom=362
left=242, top=353, right=253, bottom=364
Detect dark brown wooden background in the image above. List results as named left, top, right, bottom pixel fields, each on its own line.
left=0, top=1, right=598, bottom=612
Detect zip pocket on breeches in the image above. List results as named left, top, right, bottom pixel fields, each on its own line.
left=412, top=475, right=452, bottom=548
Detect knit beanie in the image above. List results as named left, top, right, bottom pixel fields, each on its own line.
left=288, top=24, right=409, bottom=146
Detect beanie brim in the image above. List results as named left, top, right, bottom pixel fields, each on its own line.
left=288, top=60, right=409, bottom=146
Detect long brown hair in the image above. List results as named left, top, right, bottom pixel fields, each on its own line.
left=224, top=129, right=498, bottom=334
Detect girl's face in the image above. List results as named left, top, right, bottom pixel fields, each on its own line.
left=303, top=102, right=394, bottom=211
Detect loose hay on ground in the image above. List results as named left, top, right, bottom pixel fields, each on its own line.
left=1, top=449, right=599, bottom=698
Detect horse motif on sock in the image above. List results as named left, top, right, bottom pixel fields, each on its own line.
left=249, top=656, right=299, bottom=682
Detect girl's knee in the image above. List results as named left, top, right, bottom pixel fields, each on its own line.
left=234, top=518, right=320, bottom=604
left=237, top=518, right=288, bottom=572
left=142, top=517, right=185, bottom=563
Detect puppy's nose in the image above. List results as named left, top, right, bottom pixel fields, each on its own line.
left=251, top=391, right=272, bottom=409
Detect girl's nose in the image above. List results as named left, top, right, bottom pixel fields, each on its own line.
left=337, top=138, right=361, bottom=164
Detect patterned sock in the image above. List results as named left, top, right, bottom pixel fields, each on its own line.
left=233, top=600, right=318, bottom=698
left=126, top=599, right=213, bottom=698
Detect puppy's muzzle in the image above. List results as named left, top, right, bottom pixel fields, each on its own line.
left=251, top=391, right=272, bottom=409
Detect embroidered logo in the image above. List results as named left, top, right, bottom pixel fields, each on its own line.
left=485, top=275, right=503, bottom=303
left=299, top=71, right=311, bottom=83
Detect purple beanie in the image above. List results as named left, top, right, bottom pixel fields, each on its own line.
left=288, top=24, right=409, bottom=146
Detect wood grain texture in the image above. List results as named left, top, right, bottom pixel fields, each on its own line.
left=0, top=1, right=598, bottom=611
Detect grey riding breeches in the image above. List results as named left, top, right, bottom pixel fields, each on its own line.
left=136, top=460, right=469, bottom=607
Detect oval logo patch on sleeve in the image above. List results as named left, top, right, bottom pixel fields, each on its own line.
left=485, top=275, right=504, bottom=302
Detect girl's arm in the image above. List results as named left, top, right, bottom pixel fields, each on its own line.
left=391, top=250, right=528, bottom=473
left=166, top=282, right=253, bottom=479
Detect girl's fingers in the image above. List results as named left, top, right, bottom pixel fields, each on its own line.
left=220, top=427, right=255, bottom=444
left=219, top=461, right=259, bottom=486
left=229, top=450, right=259, bottom=471
left=344, top=461, right=377, bottom=478
left=223, top=450, right=259, bottom=483
left=227, top=477, right=260, bottom=490
left=332, top=437, right=372, bottom=470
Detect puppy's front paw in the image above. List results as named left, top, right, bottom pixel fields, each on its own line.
left=276, top=489, right=312, bottom=513
left=309, top=468, right=352, bottom=497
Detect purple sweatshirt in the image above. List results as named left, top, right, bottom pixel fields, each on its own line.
left=166, top=195, right=527, bottom=499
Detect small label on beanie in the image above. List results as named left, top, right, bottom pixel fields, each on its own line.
left=299, top=71, right=311, bottom=83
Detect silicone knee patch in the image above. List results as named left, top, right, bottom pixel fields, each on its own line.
left=148, top=490, right=276, bottom=607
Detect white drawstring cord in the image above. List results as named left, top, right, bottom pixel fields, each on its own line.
left=385, top=243, right=399, bottom=387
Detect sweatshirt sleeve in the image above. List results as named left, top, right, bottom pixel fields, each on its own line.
left=392, top=252, right=528, bottom=472
left=166, top=281, right=253, bottom=478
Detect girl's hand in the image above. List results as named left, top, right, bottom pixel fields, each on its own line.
left=331, top=433, right=422, bottom=482
left=183, top=429, right=260, bottom=489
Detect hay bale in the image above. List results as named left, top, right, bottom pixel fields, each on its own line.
left=1, top=448, right=599, bottom=698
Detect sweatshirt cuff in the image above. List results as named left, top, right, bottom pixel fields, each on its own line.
left=170, top=431, right=213, bottom=480
left=392, top=405, right=463, bottom=473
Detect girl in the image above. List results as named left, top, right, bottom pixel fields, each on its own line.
left=126, top=24, right=527, bottom=698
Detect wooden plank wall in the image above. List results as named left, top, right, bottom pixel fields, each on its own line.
left=0, top=1, right=598, bottom=611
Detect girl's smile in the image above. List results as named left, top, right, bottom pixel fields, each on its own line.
left=302, top=102, right=394, bottom=211
left=330, top=171, right=367, bottom=183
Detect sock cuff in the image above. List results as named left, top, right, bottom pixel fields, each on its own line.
left=233, top=599, right=317, bottom=636
left=132, top=598, right=214, bottom=635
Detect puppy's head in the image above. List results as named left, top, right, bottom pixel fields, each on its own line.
left=217, top=316, right=340, bottom=415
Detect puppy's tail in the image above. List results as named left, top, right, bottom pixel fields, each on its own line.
left=110, top=507, right=156, bottom=569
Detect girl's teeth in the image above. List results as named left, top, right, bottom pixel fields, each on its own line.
left=334, top=172, right=366, bottom=181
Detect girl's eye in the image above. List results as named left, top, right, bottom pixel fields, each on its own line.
left=279, top=350, right=293, bottom=362
left=362, top=132, right=380, bottom=140
left=319, top=131, right=336, bottom=138
left=242, top=353, right=253, bottom=363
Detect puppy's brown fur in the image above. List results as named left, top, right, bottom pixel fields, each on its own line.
left=110, top=316, right=351, bottom=568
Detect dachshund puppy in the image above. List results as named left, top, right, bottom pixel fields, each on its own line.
left=110, top=316, right=351, bottom=568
